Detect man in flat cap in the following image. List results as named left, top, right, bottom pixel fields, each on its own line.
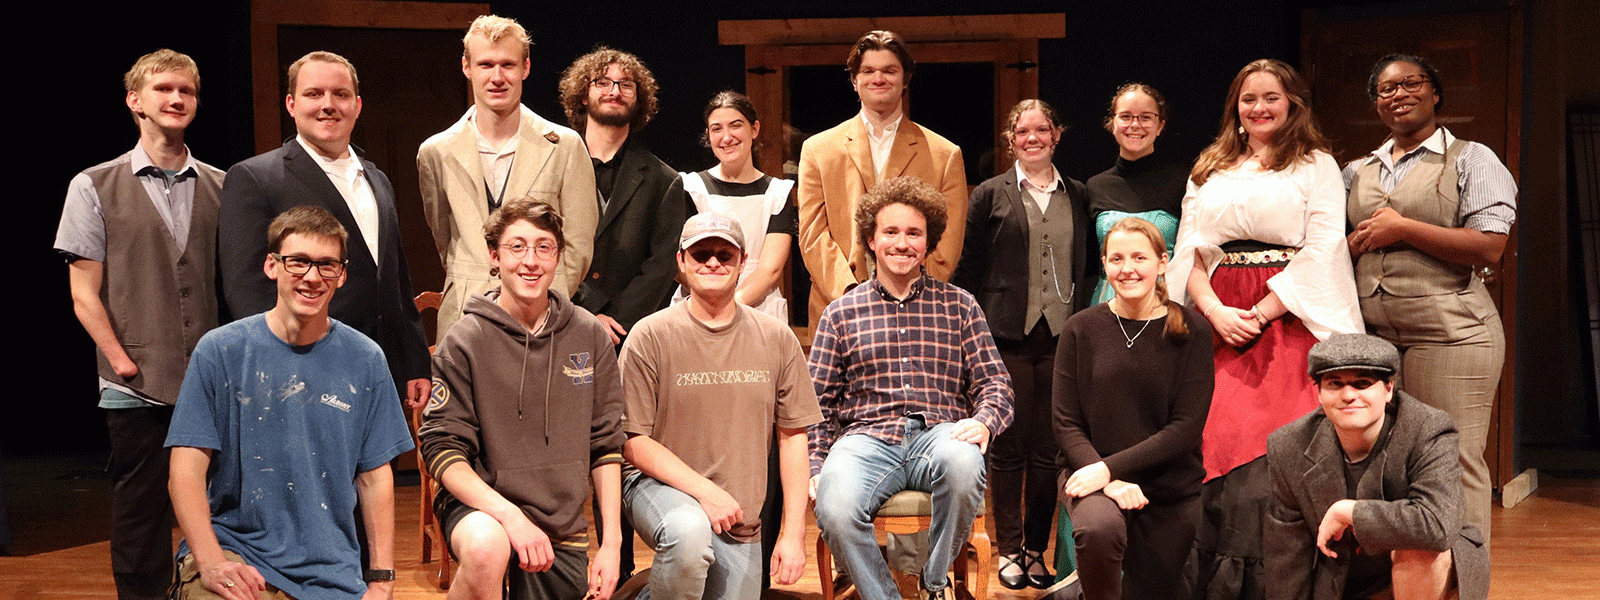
left=1265, top=334, right=1488, bottom=600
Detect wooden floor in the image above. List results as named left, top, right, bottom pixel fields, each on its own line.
left=1, top=453, right=1595, bottom=599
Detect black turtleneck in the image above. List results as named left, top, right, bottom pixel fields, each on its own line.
left=1085, top=152, right=1189, bottom=216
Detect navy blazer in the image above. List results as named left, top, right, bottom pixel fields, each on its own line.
left=572, top=143, right=693, bottom=333
left=953, top=169, right=1093, bottom=342
left=217, top=139, right=430, bottom=384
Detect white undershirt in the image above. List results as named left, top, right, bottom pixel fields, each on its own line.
left=861, top=111, right=903, bottom=180
left=297, top=136, right=380, bottom=262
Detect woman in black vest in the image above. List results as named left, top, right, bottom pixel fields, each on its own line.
left=953, top=99, right=1091, bottom=590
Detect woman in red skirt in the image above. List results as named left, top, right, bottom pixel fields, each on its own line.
left=1169, top=58, right=1362, bottom=600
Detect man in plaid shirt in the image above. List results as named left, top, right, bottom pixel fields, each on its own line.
left=808, top=176, right=1014, bottom=600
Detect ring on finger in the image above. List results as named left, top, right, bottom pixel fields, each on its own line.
left=223, top=580, right=236, bottom=588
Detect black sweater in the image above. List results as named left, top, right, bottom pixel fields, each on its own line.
left=1052, top=303, right=1213, bottom=501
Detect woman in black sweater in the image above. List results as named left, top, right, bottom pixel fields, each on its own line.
left=1053, top=217, right=1213, bottom=600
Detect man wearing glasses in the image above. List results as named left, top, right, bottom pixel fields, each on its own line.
left=168, top=207, right=413, bottom=600
left=54, top=48, right=222, bottom=600
left=418, top=15, right=598, bottom=337
left=618, top=213, right=821, bottom=600
left=557, top=47, right=692, bottom=348
left=217, top=50, right=431, bottom=411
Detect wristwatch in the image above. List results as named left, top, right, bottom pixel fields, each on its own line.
left=363, top=569, right=396, bottom=582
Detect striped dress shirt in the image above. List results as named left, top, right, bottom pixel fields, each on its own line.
left=1341, top=127, right=1518, bottom=233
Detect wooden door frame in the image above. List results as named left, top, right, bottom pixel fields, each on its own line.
left=718, top=14, right=1065, bottom=177
left=248, top=0, right=489, bottom=154
left=1301, top=4, right=1524, bottom=493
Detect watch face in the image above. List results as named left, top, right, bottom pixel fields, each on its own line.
left=363, top=569, right=396, bottom=582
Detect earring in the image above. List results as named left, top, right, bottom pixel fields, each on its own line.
left=1237, top=125, right=1246, bottom=136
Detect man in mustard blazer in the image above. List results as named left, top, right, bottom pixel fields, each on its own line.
left=418, top=15, right=597, bottom=336
left=798, top=30, right=967, bottom=328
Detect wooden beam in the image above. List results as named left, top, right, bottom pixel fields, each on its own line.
left=719, top=14, right=1064, bottom=46
left=249, top=0, right=489, bottom=154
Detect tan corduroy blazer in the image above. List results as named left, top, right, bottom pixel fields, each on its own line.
left=797, top=115, right=967, bottom=326
left=417, top=105, right=598, bottom=336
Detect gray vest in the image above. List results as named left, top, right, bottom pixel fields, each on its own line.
left=86, top=155, right=222, bottom=404
left=1023, top=189, right=1074, bottom=335
left=1347, top=139, right=1472, bottom=298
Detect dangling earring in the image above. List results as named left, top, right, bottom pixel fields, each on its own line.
left=1237, top=125, right=1246, bottom=136
left=490, top=266, right=499, bottom=277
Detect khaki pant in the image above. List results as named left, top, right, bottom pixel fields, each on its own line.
left=174, top=551, right=296, bottom=600
left=1361, top=278, right=1504, bottom=543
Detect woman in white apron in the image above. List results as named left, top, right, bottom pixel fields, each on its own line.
left=674, top=91, right=796, bottom=321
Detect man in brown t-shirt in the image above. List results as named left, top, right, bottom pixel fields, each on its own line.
left=619, top=212, right=822, bottom=600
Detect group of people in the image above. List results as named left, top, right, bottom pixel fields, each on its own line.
left=56, top=12, right=1514, bottom=600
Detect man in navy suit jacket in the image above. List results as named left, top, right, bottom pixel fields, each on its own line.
left=217, top=50, right=430, bottom=410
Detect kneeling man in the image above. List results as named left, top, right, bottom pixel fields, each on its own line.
left=619, top=213, right=821, bottom=599
left=808, top=177, right=1014, bottom=600
left=1266, top=334, right=1488, bottom=600
left=167, top=206, right=413, bottom=599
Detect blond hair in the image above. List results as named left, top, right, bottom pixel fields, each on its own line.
left=464, top=15, right=530, bottom=61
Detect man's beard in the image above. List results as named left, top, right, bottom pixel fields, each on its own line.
left=588, top=102, right=635, bottom=128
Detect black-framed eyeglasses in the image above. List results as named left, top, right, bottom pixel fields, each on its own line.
left=272, top=253, right=346, bottom=278
left=1374, top=76, right=1430, bottom=98
left=499, top=242, right=559, bottom=260
left=591, top=77, right=637, bottom=94
left=688, top=248, right=739, bottom=264
left=1318, top=376, right=1384, bottom=392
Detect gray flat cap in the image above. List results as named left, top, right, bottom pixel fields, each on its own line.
left=1307, top=333, right=1400, bottom=377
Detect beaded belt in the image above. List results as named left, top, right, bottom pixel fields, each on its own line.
left=1221, top=246, right=1297, bottom=266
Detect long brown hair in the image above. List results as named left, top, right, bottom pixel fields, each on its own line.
left=1190, top=59, right=1329, bottom=185
left=1102, top=217, right=1188, bottom=340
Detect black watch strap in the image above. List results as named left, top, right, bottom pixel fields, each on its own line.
left=363, top=569, right=396, bottom=582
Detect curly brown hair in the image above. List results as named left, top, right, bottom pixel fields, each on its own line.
left=558, top=47, right=659, bottom=132
left=1001, top=98, right=1064, bottom=159
left=854, top=176, right=946, bottom=260
left=1189, top=59, right=1328, bottom=185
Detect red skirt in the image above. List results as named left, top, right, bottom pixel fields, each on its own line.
left=1201, top=263, right=1319, bottom=481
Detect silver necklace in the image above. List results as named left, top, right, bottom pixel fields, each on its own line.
left=1114, top=311, right=1153, bottom=349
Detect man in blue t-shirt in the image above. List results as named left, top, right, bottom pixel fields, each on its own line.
left=166, top=206, right=414, bottom=600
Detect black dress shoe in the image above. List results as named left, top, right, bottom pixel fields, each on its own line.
left=1024, top=549, right=1055, bottom=589
left=998, top=553, right=1029, bottom=590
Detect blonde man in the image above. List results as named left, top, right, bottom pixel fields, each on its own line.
left=419, top=15, right=598, bottom=336
left=54, top=48, right=223, bottom=600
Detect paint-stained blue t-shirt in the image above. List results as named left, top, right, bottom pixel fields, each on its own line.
left=166, top=315, right=413, bottom=599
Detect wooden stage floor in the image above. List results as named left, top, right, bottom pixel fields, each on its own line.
left=1, top=453, right=1594, bottom=599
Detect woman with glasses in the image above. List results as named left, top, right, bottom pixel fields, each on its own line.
left=673, top=91, right=795, bottom=321
left=1169, top=59, right=1362, bottom=599
left=1344, top=53, right=1515, bottom=544
left=953, top=99, right=1091, bottom=590
left=1055, top=217, right=1211, bottom=600
left=1086, top=84, right=1187, bottom=305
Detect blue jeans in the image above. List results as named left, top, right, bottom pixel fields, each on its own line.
left=623, top=472, right=762, bottom=600
left=814, top=420, right=987, bottom=599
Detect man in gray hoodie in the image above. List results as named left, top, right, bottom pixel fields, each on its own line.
left=420, top=199, right=625, bottom=600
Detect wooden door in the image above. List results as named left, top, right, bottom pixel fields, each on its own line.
left=1303, top=5, right=1522, bottom=490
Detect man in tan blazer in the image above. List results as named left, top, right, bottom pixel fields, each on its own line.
left=418, top=15, right=597, bottom=336
left=798, top=29, right=967, bottom=328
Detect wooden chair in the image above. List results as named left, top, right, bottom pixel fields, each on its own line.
left=816, top=491, right=991, bottom=600
left=411, top=291, right=450, bottom=589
